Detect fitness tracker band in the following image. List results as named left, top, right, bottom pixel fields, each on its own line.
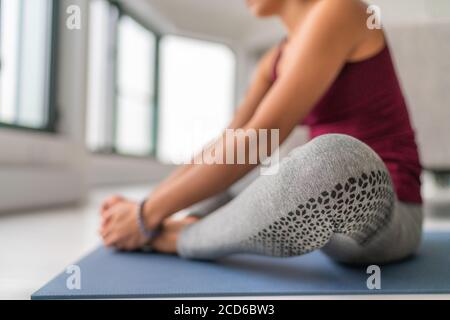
left=137, top=198, right=159, bottom=240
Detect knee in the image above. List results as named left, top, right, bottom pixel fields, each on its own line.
left=280, top=134, right=394, bottom=199
left=295, top=134, right=381, bottom=165
left=288, top=134, right=387, bottom=176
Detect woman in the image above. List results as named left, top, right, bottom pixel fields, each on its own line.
left=99, top=0, right=423, bottom=264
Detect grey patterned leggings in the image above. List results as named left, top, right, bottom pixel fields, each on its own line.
left=177, top=134, right=423, bottom=264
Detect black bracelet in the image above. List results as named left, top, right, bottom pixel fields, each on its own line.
left=137, top=198, right=159, bottom=240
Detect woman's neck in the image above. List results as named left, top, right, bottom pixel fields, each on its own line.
left=279, top=0, right=319, bottom=37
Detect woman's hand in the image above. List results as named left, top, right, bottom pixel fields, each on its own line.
left=99, top=196, right=148, bottom=251
left=99, top=195, right=199, bottom=253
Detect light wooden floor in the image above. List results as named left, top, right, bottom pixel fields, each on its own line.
left=0, top=185, right=449, bottom=300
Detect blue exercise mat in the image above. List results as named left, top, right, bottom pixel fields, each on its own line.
left=32, top=232, right=450, bottom=299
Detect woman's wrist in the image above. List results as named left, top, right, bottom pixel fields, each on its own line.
left=142, top=197, right=163, bottom=230
left=137, top=198, right=157, bottom=239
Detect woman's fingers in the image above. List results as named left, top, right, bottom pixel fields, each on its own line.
left=99, top=202, right=120, bottom=239
left=99, top=224, right=112, bottom=239
left=100, top=211, right=114, bottom=228
left=103, top=232, right=118, bottom=247
left=100, top=210, right=120, bottom=242
left=100, top=221, right=115, bottom=243
left=103, top=231, right=121, bottom=248
left=101, top=204, right=123, bottom=229
left=100, top=195, right=125, bottom=215
left=101, top=215, right=199, bottom=252
left=104, top=232, right=139, bottom=251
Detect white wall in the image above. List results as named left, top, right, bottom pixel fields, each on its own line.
left=386, top=21, right=450, bottom=169
left=371, top=0, right=450, bottom=24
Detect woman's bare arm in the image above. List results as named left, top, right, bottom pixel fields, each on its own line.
left=148, top=48, right=278, bottom=200
left=143, top=0, right=371, bottom=229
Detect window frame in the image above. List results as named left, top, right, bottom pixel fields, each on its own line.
left=88, top=1, right=237, bottom=159
left=88, top=1, right=161, bottom=157
left=0, top=0, right=59, bottom=133
left=112, top=3, right=161, bottom=157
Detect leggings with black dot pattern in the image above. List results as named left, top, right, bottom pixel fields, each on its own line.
left=177, top=134, right=423, bottom=264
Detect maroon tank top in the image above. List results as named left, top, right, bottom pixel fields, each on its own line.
left=273, top=43, right=422, bottom=204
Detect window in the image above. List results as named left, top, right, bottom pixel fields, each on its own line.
left=0, top=0, right=56, bottom=130
left=86, top=0, right=118, bottom=152
left=158, top=36, right=235, bottom=163
left=86, top=0, right=157, bottom=156
left=86, top=2, right=236, bottom=161
left=115, top=16, right=156, bottom=156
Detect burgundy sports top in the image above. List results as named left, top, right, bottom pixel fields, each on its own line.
left=272, top=43, right=422, bottom=204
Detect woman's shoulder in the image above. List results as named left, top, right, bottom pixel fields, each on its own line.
left=305, top=0, right=372, bottom=34
left=314, top=0, right=370, bottom=18
left=294, top=0, right=384, bottom=62
left=318, top=0, right=386, bottom=62
left=258, top=0, right=381, bottom=79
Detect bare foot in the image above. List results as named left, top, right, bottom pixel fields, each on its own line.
left=149, top=216, right=199, bottom=254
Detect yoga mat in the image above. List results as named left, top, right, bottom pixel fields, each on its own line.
left=32, top=232, right=450, bottom=299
